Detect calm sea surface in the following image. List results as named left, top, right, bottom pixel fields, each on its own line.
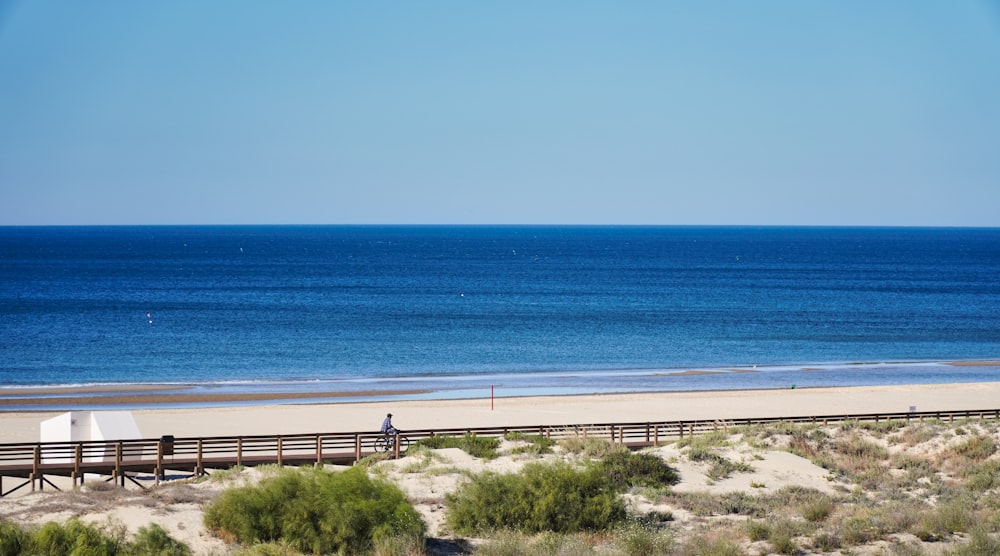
left=1, top=226, right=999, bottom=408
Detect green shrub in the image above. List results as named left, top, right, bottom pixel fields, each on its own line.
left=208, top=465, right=246, bottom=483
left=746, top=520, right=770, bottom=542
left=0, top=519, right=28, bottom=556
left=800, top=499, right=834, bottom=522
left=860, top=419, right=907, bottom=435
left=129, top=523, right=191, bottom=556
left=840, top=514, right=879, bottom=545
left=854, top=465, right=893, bottom=490
left=595, top=451, right=679, bottom=490
left=412, top=433, right=500, bottom=459
left=355, top=452, right=391, bottom=468
left=952, top=435, right=997, bottom=461
left=705, top=456, right=753, bottom=482
left=965, top=460, right=1000, bottom=491
left=686, top=445, right=716, bottom=462
left=29, top=519, right=125, bottom=555
left=204, top=466, right=424, bottom=555
left=686, top=491, right=766, bottom=518
left=945, top=527, right=1000, bottom=555
left=228, top=542, right=301, bottom=555
left=0, top=519, right=190, bottom=556
left=474, top=531, right=596, bottom=556
left=891, top=453, right=937, bottom=486
left=471, top=530, right=533, bottom=556
left=913, top=499, right=976, bottom=541
left=769, top=529, right=797, bottom=555
left=677, top=532, right=743, bottom=556
left=613, top=521, right=674, bottom=555
left=894, top=424, right=939, bottom=446
left=836, top=435, right=889, bottom=461
left=686, top=445, right=754, bottom=482
left=676, top=430, right=730, bottom=451
left=371, top=532, right=426, bottom=556
left=503, top=432, right=556, bottom=455
left=446, top=461, right=626, bottom=534
left=558, top=435, right=626, bottom=458
left=634, top=510, right=673, bottom=525
left=812, top=529, right=842, bottom=551
left=665, top=490, right=765, bottom=518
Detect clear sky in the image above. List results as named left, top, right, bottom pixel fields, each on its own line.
left=1, top=2, right=998, bottom=226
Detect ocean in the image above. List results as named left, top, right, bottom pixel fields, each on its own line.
left=1, top=225, right=999, bottom=409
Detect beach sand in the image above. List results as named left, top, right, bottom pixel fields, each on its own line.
left=2, top=382, right=998, bottom=444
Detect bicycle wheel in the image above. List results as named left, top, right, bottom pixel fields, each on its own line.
left=374, top=436, right=389, bottom=453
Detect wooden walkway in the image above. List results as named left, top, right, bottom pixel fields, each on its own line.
left=3, top=408, right=998, bottom=497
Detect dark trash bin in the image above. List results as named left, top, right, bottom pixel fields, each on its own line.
left=160, top=435, right=175, bottom=456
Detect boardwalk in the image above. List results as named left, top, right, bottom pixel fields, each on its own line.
left=3, top=408, right=998, bottom=497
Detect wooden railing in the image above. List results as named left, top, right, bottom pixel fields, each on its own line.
left=3, top=407, right=998, bottom=497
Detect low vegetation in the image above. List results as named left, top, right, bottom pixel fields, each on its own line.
left=593, top=450, right=680, bottom=490
left=502, top=432, right=556, bottom=455
left=6, top=418, right=1000, bottom=555
left=412, top=434, right=500, bottom=460
left=0, top=519, right=189, bottom=556
left=558, top=433, right=627, bottom=458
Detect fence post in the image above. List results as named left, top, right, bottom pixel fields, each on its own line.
left=277, top=437, right=284, bottom=467
left=237, top=438, right=243, bottom=467
left=31, top=445, right=40, bottom=491
left=74, top=444, right=83, bottom=487
left=115, top=442, right=123, bottom=487
left=316, top=435, right=323, bottom=465
left=354, top=435, right=361, bottom=463
left=155, top=441, right=163, bottom=486
left=196, top=439, right=204, bottom=476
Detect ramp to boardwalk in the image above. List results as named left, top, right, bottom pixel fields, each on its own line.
left=40, top=411, right=142, bottom=464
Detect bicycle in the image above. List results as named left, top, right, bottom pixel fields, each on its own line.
left=374, top=431, right=410, bottom=454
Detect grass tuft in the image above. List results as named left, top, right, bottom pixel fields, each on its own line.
left=412, top=433, right=500, bottom=459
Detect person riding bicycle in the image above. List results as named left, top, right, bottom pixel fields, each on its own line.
left=380, top=413, right=397, bottom=436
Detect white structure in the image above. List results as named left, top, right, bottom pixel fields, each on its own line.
left=40, top=411, right=142, bottom=464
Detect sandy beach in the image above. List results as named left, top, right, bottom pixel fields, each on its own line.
left=2, top=382, right=998, bottom=444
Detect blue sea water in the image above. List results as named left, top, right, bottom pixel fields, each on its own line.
left=1, top=225, right=999, bottom=409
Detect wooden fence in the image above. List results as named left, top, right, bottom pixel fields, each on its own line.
left=3, top=407, right=998, bottom=497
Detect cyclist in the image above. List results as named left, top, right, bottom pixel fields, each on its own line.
left=380, top=413, right=397, bottom=435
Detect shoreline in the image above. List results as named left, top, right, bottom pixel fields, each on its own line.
left=3, top=381, right=1000, bottom=444
left=0, top=388, right=433, bottom=408
left=2, top=358, right=999, bottom=412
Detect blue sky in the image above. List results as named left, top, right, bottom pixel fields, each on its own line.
left=1, top=2, right=998, bottom=226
